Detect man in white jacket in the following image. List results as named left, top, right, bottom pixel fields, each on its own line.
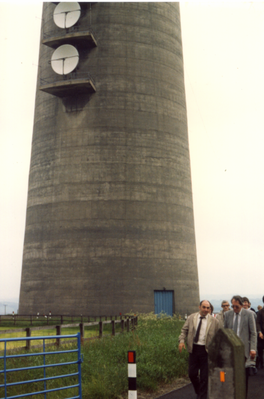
left=178, top=300, right=219, bottom=399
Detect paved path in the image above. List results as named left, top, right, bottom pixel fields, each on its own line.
left=156, top=367, right=264, bottom=399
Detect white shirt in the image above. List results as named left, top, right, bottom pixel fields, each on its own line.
left=194, top=313, right=209, bottom=345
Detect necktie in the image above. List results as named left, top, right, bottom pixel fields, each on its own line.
left=194, top=316, right=205, bottom=343
left=233, top=313, right=239, bottom=334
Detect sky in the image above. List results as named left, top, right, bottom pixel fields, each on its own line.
left=0, top=1, right=264, bottom=308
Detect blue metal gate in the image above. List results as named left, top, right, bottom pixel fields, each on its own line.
left=154, top=291, right=174, bottom=316
left=0, top=333, right=83, bottom=399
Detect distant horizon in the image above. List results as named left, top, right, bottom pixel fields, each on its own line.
left=201, top=293, right=264, bottom=299
left=0, top=294, right=263, bottom=316
left=1, top=293, right=264, bottom=303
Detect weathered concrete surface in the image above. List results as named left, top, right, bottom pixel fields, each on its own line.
left=19, top=2, right=199, bottom=315
left=208, top=328, right=246, bottom=399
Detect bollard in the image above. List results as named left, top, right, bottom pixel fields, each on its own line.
left=208, top=328, right=246, bottom=399
left=128, top=351, right=137, bottom=399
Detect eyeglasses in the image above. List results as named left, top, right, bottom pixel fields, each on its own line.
left=223, top=304, right=229, bottom=307
left=232, top=305, right=240, bottom=309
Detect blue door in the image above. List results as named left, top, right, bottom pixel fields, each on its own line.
left=154, top=291, right=174, bottom=316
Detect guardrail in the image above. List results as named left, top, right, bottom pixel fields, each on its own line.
left=39, top=71, right=96, bottom=87
left=43, top=24, right=96, bottom=41
left=0, top=333, right=83, bottom=399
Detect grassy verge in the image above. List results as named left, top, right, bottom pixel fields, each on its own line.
left=0, top=313, right=188, bottom=398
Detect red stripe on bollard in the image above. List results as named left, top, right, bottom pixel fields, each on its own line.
left=128, top=351, right=136, bottom=363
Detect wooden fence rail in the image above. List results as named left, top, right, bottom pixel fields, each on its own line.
left=0, top=316, right=138, bottom=351
left=0, top=314, right=130, bottom=326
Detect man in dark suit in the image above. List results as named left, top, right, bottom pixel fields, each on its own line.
left=178, top=300, right=219, bottom=399
left=224, top=295, right=257, bottom=396
left=256, top=296, right=264, bottom=369
left=242, top=297, right=257, bottom=374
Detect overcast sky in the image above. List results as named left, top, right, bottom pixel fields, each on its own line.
left=1, top=1, right=264, bottom=306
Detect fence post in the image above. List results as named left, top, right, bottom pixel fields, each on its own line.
left=127, top=318, right=130, bottom=332
left=131, top=317, right=135, bottom=330
left=99, top=321, right=103, bottom=338
left=80, top=323, right=84, bottom=342
left=26, top=328, right=31, bottom=351
left=111, top=320, right=115, bottom=336
left=208, top=328, right=246, bottom=398
left=121, top=319, right=124, bottom=332
left=56, top=325, right=61, bottom=347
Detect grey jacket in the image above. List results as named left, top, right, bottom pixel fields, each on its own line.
left=224, top=308, right=257, bottom=358
left=178, top=312, right=219, bottom=353
left=216, top=310, right=225, bottom=328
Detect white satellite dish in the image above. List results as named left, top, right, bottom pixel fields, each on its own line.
left=51, top=45, right=79, bottom=75
left=53, top=2, right=81, bottom=29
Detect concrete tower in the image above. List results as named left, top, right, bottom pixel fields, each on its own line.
left=19, top=2, right=199, bottom=316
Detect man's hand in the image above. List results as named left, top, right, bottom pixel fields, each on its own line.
left=178, top=342, right=186, bottom=353
left=250, top=350, right=256, bottom=360
left=259, top=332, right=264, bottom=340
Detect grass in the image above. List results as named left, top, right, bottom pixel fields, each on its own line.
left=0, top=313, right=189, bottom=398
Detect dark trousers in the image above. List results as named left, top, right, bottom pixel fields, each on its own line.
left=245, top=366, right=249, bottom=397
left=189, top=344, right=208, bottom=399
left=257, top=336, right=264, bottom=367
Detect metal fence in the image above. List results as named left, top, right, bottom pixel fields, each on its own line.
left=0, top=333, right=83, bottom=399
